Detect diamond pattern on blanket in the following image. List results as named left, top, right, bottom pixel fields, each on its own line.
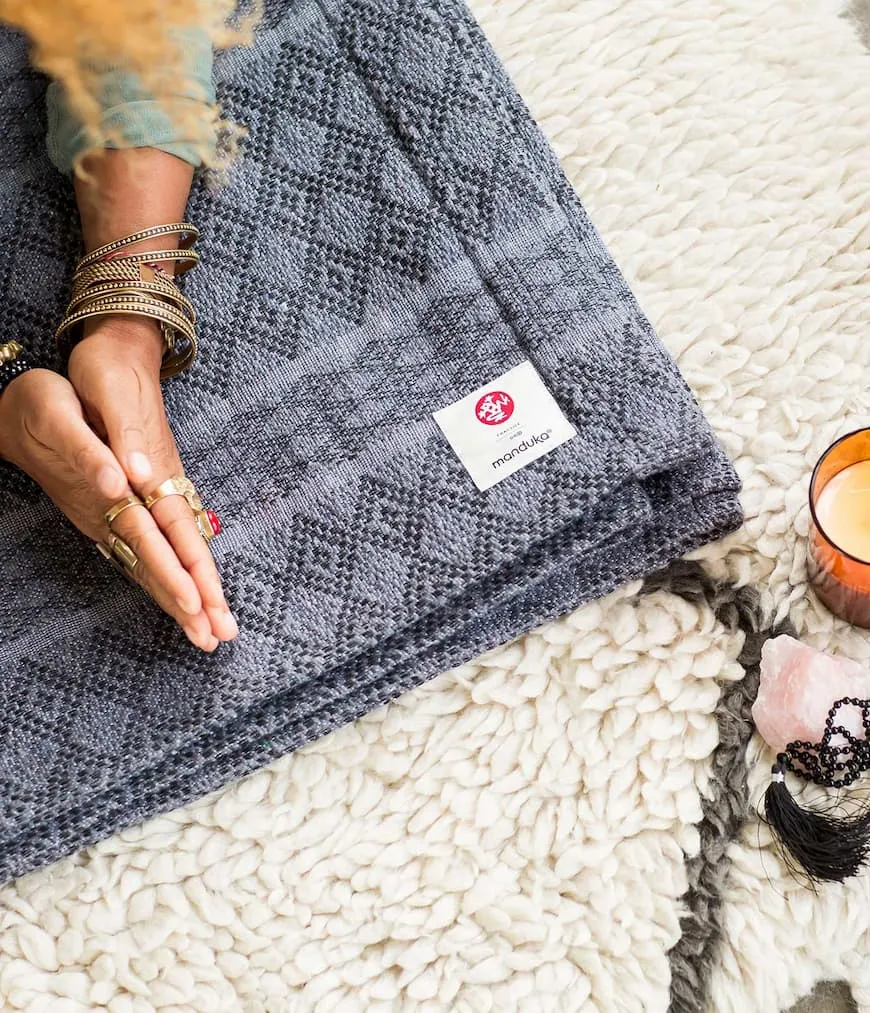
left=0, top=0, right=740, bottom=890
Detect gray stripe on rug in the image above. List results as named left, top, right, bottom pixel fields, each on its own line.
left=787, top=981, right=858, bottom=1013
left=640, top=561, right=795, bottom=1013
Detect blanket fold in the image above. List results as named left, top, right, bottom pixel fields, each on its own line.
left=0, top=0, right=742, bottom=884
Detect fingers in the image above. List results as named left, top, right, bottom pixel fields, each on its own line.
left=8, top=369, right=224, bottom=653
left=41, top=399, right=215, bottom=650
left=105, top=507, right=221, bottom=653
left=62, top=389, right=207, bottom=628
left=52, top=399, right=219, bottom=650
left=146, top=493, right=239, bottom=642
left=93, top=362, right=237, bottom=642
left=66, top=335, right=236, bottom=644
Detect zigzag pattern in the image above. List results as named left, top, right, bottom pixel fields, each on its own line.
left=0, top=0, right=739, bottom=884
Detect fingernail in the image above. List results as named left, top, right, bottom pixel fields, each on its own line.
left=97, top=466, right=124, bottom=497
left=128, top=452, right=152, bottom=482
left=176, top=595, right=200, bottom=616
left=184, top=625, right=215, bottom=652
left=222, top=609, right=239, bottom=638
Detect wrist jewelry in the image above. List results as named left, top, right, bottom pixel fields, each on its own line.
left=55, top=223, right=200, bottom=381
left=0, top=340, right=33, bottom=397
left=0, top=340, right=24, bottom=364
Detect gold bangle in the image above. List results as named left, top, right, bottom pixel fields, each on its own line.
left=56, top=294, right=197, bottom=378
left=57, top=297, right=195, bottom=340
left=56, top=222, right=201, bottom=380
left=77, top=223, right=199, bottom=271
left=72, top=249, right=200, bottom=286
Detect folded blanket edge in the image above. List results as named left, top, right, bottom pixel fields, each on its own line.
left=0, top=485, right=742, bottom=885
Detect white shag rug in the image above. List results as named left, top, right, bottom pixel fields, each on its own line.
left=3, top=1, right=870, bottom=1011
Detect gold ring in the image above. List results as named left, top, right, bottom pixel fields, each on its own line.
left=143, top=475, right=203, bottom=512
left=104, top=494, right=146, bottom=530
left=96, top=534, right=140, bottom=586
left=108, top=532, right=139, bottom=571
left=0, top=340, right=24, bottom=364
left=193, top=510, right=217, bottom=543
left=143, top=474, right=217, bottom=543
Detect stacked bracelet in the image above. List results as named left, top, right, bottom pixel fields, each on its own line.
left=0, top=341, right=33, bottom=397
left=55, top=223, right=200, bottom=381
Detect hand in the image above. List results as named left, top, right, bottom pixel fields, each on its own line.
left=66, top=316, right=238, bottom=646
left=0, top=367, right=225, bottom=651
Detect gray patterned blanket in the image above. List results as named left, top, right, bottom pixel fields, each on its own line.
left=0, top=0, right=742, bottom=884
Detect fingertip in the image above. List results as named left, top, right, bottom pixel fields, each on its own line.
left=176, top=593, right=202, bottom=616
left=183, top=623, right=218, bottom=652
left=222, top=609, right=240, bottom=639
left=207, top=605, right=239, bottom=641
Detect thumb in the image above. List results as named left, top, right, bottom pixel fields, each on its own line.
left=52, top=410, right=129, bottom=501
left=96, top=376, right=159, bottom=489
left=116, top=419, right=154, bottom=487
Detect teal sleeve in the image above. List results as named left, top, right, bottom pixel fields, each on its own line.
left=45, top=27, right=217, bottom=175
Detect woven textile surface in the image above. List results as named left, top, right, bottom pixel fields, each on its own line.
left=2, top=0, right=869, bottom=1011
left=0, top=0, right=741, bottom=884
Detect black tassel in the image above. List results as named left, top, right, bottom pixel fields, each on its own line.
left=764, top=760, right=870, bottom=882
left=761, top=697, right=870, bottom=882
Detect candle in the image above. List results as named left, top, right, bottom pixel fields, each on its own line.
left=809, top=429, right=870, bottom=627
left=815, top=461, right=870, bottom=563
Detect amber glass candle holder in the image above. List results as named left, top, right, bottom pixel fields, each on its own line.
left=808, top=428, right=870, bottom=628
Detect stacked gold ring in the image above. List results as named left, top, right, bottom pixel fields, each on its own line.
left=95, top=495, right=148, bottom=585
left=96, top=475, right=219, bottom=585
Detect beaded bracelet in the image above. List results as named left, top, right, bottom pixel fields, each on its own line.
left=0, top=342, right=32, bottom=398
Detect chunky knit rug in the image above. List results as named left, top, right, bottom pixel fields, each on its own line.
left=0, top=0, right=868, bottom=1011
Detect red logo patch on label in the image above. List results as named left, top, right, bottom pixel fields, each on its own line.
left=475, top=390, right=515, bottom=426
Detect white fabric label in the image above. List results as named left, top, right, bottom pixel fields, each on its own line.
left=433, top=360, right=577, bottom=491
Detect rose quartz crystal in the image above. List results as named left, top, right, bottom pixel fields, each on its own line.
left=753, top=635, right=870, bottom=753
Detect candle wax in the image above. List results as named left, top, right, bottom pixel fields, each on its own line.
left=815, top=460, right=870, bottom=563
